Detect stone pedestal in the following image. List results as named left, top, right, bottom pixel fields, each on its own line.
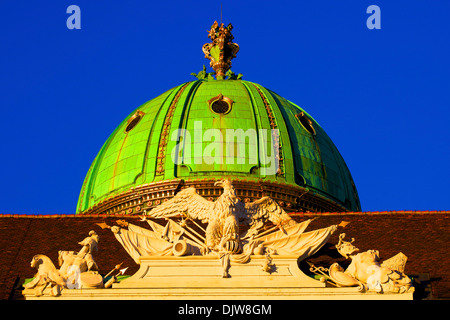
left=20, top=255, right=414, bottom=299
left=113, top=255, right=322, bottom=289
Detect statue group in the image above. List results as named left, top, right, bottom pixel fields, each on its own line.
left=24, top=180, right=413, bottom=297
left=24, top=231, right=102, bottom=296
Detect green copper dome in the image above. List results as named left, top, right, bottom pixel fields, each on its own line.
left=77, top=79, right=361, bottom=214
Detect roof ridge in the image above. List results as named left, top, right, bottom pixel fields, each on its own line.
left=290, top=210, right=450, bottom=216
left=1, top=210, right=450, bottom=218
left=0, top=213, right=140, bottom=218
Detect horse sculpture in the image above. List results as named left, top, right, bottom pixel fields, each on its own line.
left=24, top=231, right=102, bottom=296
left=23, top=254, right=66, bottom=297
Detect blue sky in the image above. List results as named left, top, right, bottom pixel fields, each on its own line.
left=0, top=0, right=449, bottom=214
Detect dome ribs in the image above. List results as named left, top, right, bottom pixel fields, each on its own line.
left=77, top=81, right=359, bottom=215
left=250, top=83, right=285, bottom=177
left=155, top=83, right=191, bottom=177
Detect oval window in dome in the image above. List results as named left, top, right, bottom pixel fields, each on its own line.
left=125, top=111, right=145, bottom=133
left=296, top=112, right=316, bottom=135
left=207, top=94, right=233, bottom=115
left=211, top=100, right=230, bottom=114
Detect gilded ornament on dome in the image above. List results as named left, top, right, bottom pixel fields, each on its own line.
left=202, top=21, right=240, bottom=80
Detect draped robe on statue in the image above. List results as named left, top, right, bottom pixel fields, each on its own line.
left=235, top=219, right=337, bottom=262
left=111, top=225, right=173, bottom=264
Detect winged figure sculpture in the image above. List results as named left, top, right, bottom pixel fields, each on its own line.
left=146, top=179, right=295, bottom=253
left=100, top=178, right=343, bottom=273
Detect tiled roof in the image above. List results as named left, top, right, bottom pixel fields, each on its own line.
left=0, top=211, right=448, bottom=299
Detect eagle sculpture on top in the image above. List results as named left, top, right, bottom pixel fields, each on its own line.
left=145, top=179, right=295, bottom=253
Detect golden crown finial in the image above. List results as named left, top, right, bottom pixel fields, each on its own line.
left=202, top=21, right=239, bottom=80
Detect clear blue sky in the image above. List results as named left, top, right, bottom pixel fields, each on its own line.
left=0, top=0, right=449, bottom=214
